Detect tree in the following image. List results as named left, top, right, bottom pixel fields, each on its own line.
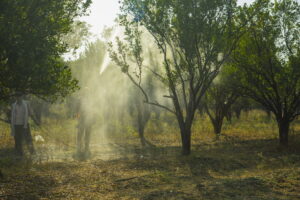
left=0, top=0, right=91, bottom=102
left=128, top=87, right=152, bottom=147
left=128, top=72, right=156, bottom=147
left=230, top=97, right=252, bottom=119
left=63, top=21, right=92, bottom=58
left=110, top=0, right=249, bottom=155
left=204, top=68, right=239, bottom=138
left=231, top=0, right=300, bottom=146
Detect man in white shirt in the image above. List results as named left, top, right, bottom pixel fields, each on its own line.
left=11, top=92, right=35, bottom=156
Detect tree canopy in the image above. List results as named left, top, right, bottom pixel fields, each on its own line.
left=231, top=0, right=300, bottom=145
left=110, top=0, right=249, bottom=154
left=0, top=0, right=91, bottom=102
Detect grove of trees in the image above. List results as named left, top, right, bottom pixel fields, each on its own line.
left=109, top=0, right=300, bottom=154
left=109, top=0, right=248, bottom=155
left=0, top=0, right=299, bottom=156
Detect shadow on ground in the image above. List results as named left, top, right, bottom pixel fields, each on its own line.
left=0, top=136, right=299, bottom=199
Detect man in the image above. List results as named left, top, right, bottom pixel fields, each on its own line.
left=11, top=92, right=35, bottom=156
left=77, top=108, right=92, bottom=156
left=76, top=87, right=94, bottom=157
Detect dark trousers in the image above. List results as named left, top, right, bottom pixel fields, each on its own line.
left=14, top=125, right=35, bottom=156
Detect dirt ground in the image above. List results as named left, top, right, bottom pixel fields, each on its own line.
left=0, top=136, right=300, bottom=200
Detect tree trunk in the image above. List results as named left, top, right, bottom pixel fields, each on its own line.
left=138, top=123, right=146, bottom=147
left=225, top=111, right=232, bottom=123
left=180, top=126, right=191, bottom=155
left=137, top=109, right=146, bottom=147
left=137, top=105, right=153, bottom=147
left=212, top=118, right=223, bottom=139
left=278, top=119, right=289, bottom=146
left=205, top=106, right=224, bottom=139
left=235, top=109, right=241, bottom=119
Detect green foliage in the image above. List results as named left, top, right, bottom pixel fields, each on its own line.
left=206, top=66, right=240, bottom=111
left=112, top=0, right=247, bottom=154
left=229, top=0, right=300, bottom=145
left=0, top=0, right=91, bottom=102
left=204, top=66, right=239, bottom=135
left=231, top=0, right=300, bottom=122
left=63, top=21, right=92, bottom=56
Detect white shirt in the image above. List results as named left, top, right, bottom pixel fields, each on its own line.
left=11, top=100, right=29, bottom=136
left=14, top=103, right=26, bottom=125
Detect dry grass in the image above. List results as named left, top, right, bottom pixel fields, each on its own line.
left=0, top=110, right=300, bottom=199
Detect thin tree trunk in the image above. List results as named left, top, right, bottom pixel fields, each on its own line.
left=212, top=118, right=223, bottom=139
left=235, top=109, right=241, bottom=119
left=226, top=111, right=232, bottom=123
left=137, top=109, right=146, bottom=147
left=137, top=106, right=154, bottom=147
left=138, top=126, right=146, bottom=147
left=205, top=105, right=224, bottom=139
left=138, top=125, right=155, bottom=147
left=278, top=119, right=289, bottom=146
left=180, top=125, right=191, bottom=155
